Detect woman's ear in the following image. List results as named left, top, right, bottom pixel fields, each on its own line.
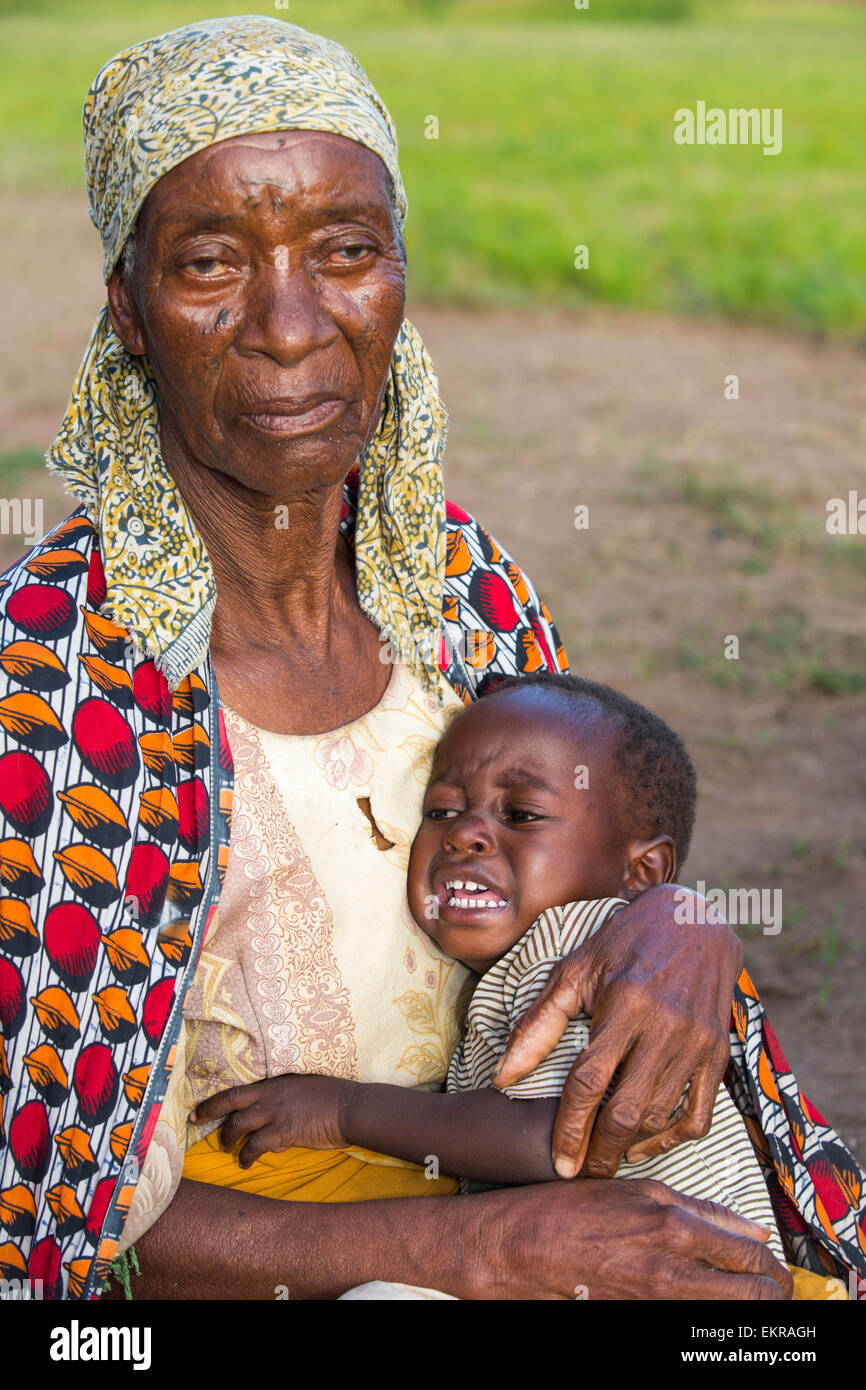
left=621, top=836, right=676, bottom=896
left=107, top=264, right=146, bottom=356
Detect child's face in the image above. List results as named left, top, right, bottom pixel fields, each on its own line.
left=407, top=690, right=630, bottom=973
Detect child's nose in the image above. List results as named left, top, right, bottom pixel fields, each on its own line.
left=443, top=813, right=495, bottom=855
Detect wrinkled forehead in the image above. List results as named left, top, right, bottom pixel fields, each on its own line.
left=84, top=14, right=407, bottom=281
left=137, top=130, right=397, bottom=235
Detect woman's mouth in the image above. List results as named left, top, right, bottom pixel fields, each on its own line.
left=239, top=398, right=347, bottom=437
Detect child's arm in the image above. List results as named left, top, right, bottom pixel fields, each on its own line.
left=346, top=1081, right=561, bottom=1183
left=191, top=1073, right=563, bottom=1185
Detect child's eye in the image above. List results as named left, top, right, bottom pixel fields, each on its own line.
left=425, top=807, right=458, bottom=821
left=505, top=808, right=541, bottom=824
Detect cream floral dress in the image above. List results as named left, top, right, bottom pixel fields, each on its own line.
left=117, top=660, right=471, bottom=1251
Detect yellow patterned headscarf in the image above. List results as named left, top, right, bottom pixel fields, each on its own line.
left=46, top=15, right=447, bottom=694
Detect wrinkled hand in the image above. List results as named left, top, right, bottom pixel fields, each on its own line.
left=191, top=1073, right=355, bottom=1168
left=472, top=1177, right=792, bottom=1301
left=492, top=883, right=743, bottom=1178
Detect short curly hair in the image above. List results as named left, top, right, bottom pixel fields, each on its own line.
left=483, top=671, right=697, bottom=868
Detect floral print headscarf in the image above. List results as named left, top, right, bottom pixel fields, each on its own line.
left=46, top=15, right=448, bottom=694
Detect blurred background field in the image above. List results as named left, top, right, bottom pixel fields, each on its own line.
left=1, top=0, right=865, bottom=337
left=0, top=0, right=864, bottom=1153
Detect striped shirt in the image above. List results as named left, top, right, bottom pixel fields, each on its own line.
left=446, top=898, right=785, bottom=1260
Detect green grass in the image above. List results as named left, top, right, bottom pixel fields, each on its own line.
left=0, top=448, right=46, bottom=486
left=624, top=459, right=796, bottom=564
left=816, top=902, right=842, bottom=1012
left=1, top=0, right=864, bottom=336
left=624, top=457, right=866, bottom=580
left=673, top=607, right=866, bottom=699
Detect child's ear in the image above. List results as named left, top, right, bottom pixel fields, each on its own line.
left=621, top=836, right=676, bottom=896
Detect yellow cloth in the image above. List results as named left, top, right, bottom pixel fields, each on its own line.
left=183, top=1128, right=458, bottom=1203
left=789, top=1264, right=848, bottom=1301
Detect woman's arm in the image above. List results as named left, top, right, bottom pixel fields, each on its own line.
left=104, top=1171, right=792, bottom=1301
left=103, top=1176, right=473, bottom=1300
left=493, top=883, right=743, bottom=1177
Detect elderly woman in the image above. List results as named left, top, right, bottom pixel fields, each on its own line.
left=1, top=17, right=861, bottom=1303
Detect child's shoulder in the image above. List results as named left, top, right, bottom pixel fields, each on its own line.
left=518, top=897, right=628, bottom=966
left=482, top=898, right=629, bottom=1016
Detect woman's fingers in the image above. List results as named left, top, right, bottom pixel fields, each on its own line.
left=550, top=1022, right=631, bottom=1177
left=678, top=1216, right=793, bottom=1298
left=651, top=1262, right=790, bottom=1301
left=638, top=1178, right=769, bottom=1239
left=619, top=1059, right=693, bottom=1164
left=492, top=955, right=591, bottom=1090
left=634, top=1183, right=793, bottom=1298
left=625, top=1050, right=726, bottom=1163
left=579, top=1036, right=681, bottom=1178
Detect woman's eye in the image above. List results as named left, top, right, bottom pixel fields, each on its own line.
left=506, top=809, right=540, bottom=824
left=186, top=258, right=228, bottom=276
left=331, top=244, right=373, bottom=264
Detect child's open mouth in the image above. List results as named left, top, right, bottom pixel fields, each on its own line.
left=437, top=877, right=509, bottom=913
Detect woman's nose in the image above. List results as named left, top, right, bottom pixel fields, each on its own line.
left=443, top=814, right=494, bottom=856
left=234, top=254, right=340, bottom=365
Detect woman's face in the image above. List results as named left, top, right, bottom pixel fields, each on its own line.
left=108, top=129, right=406, bottom=497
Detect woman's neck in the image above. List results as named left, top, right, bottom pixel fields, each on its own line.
left=162, top=438, right=353, bottom=654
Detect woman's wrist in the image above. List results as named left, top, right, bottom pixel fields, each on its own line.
left=452, top=1191, right=509, bottom=1300
left=366, top=1190, right=490, bottom=1299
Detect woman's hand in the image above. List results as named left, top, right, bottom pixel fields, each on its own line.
left=191, top=1073, right=356, bottom=1167
left=470, top=1177, right=793, bottom=1301
left=492, top=883, right=743, bottom=1178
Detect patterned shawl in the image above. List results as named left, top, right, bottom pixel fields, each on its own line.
left=45, top=15, right=447, bottom=695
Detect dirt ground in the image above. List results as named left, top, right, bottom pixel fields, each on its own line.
left=2, top=192, right=864, bottom=1158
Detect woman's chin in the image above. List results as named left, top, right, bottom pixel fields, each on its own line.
left=201, top=445, right=359, bottom=498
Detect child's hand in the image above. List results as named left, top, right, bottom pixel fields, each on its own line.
left=190, top=1073, right=354, bottom=1168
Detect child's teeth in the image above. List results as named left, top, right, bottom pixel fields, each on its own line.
left=446, top=895, right=508, bottom=910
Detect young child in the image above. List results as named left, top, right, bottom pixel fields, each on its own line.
left=193, top=672, right=786, bottom=1260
